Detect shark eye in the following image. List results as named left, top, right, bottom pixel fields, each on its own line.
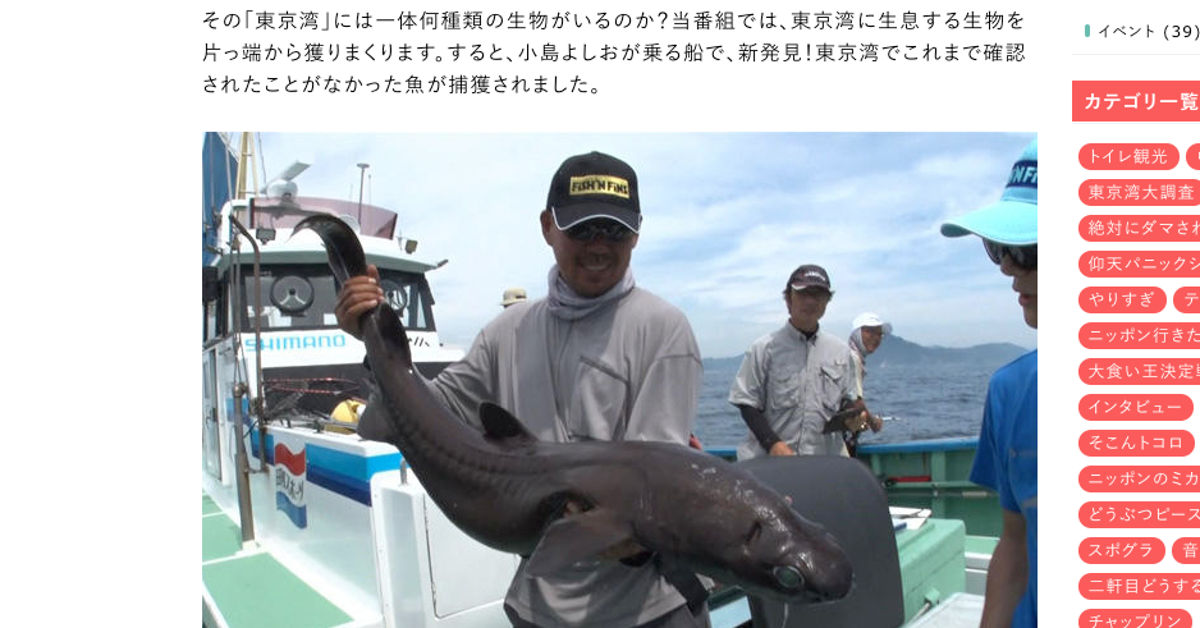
left=773, top=565, right=804, bottom=590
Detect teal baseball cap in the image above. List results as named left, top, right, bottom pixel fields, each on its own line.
left=940, top=138, right=1037, bottom=245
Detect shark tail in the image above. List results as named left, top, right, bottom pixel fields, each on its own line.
left=293, top=215, right=368, bottom=284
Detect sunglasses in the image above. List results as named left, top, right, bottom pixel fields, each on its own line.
left=565, top=221, right=634, bottom=242
left=983, top=240, right=1037, bottom=269
left=790, top=286, right=832, bottom=300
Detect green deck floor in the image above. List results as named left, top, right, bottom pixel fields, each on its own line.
left=202, top=501, right=242, bottom=563
left=203, top=493, right=352, bottom=628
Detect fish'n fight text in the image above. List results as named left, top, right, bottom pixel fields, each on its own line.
left=1009, top=161, right=1038, bottom=187
left=569, top=175, right=630, bottom=199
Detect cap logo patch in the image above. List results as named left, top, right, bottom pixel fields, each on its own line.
left=569, top=175, right=630, bottom=199
left=1006, top=160, right=1037, bottom=189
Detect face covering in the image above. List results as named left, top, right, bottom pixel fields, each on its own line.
left=545, top=265, right=635, bottom=321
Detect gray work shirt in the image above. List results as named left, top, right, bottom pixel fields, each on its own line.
left=423, top=287, right=703, bottom=628
left=727, top=324, right=857, bottom=459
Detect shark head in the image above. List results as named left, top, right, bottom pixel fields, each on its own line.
left=740, top=504, right=854, bottom=603
left=692, top=486, right=853, bottom=604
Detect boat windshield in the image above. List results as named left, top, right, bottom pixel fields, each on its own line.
left=239, top=264, right=435, bottom=332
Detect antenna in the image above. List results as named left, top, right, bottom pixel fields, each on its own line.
left=356, top=163, right=370, bottom=222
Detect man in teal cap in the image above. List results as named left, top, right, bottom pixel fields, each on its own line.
left=941, top=138, right=1037, bottom=628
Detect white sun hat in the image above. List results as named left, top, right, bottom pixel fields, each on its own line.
left=852, top=312, right=892, bottom=335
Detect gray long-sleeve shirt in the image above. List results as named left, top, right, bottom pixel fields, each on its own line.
left=418, top=287, right=703, bottom=628
left=728, top=324, right=857, bottom=459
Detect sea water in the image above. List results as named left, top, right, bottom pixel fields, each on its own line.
left=695, top=357, right=1010, bottom=449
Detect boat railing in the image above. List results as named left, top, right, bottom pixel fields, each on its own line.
left=705, top=439, right=1000, bottom=538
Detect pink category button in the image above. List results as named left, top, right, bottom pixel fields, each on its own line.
left=1079, top=430, right=1195, bottom=456
left=1079, top=322, right=1200, bottom=349
left=1080, top=215, right=1200, bottom=241
left=1079, top=394, right=1193, bottom=421
left=1175, top=538, right=1200, bottom=564
left=1081, top=251, right=1200, bottom=278
left=1080, top=466, right=1200, bottom=492
left=1176, top=288, right=1200, bottom=313
left=1080, top=609, right=1191, bottom=628
left=1080, top=502, right=1200, bottom=528
left=1079, top=179, right=1200, bottom=206
left=1079, top=537, right=1165, bottom=564
left=1189, top=144, right=1200, bottom=171
left=1073, top=80, right=1200, bottom=123
left=1081, top=360, right=1200, bottom=385
left=1079, top=144, right=1180, bottom=170
left=1081, top=573, right=1200, bottom=599
left=1079, top=286, right=1166, bottom=313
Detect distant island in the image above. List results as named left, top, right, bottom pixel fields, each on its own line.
left=705, top=335, right=1031, bottom=370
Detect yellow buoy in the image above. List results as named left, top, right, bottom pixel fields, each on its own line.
left=328, top=398, right=364, bottom=434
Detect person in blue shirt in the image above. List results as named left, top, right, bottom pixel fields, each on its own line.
left=940, top=138, right=1037, bottom=628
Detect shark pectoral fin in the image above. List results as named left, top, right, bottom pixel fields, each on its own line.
left=525, top=509, right=633, bottom=577
left=479, top=402, right=538, bottom=445
left=356, top=391, right=401, bottom=446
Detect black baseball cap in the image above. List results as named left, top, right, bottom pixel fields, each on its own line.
left=546, top=151, right=642, bottom=233
left=787, top=264, right=832, bottom=293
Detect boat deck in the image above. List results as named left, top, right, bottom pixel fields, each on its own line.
left=202, top=492, right=354, bottom=628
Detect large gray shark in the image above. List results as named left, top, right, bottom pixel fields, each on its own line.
left=295, top=215, right=854, bottom=603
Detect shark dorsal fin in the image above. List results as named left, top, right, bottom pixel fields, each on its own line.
left=479, top=402, right=537, bottom=444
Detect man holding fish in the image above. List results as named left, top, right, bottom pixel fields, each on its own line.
left=335, top=151, right=712, bottom=628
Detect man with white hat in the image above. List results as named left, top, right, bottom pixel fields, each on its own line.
left=940, top=137, right=1037, bottom=628
left=844, top=312, right=890, bottom=455
left=500, top=287, right=528, bottom=308
left=848, top=312, right=892, bottom=401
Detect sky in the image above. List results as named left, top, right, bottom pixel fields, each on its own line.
left=250, top=132, right=1037, bottom=359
